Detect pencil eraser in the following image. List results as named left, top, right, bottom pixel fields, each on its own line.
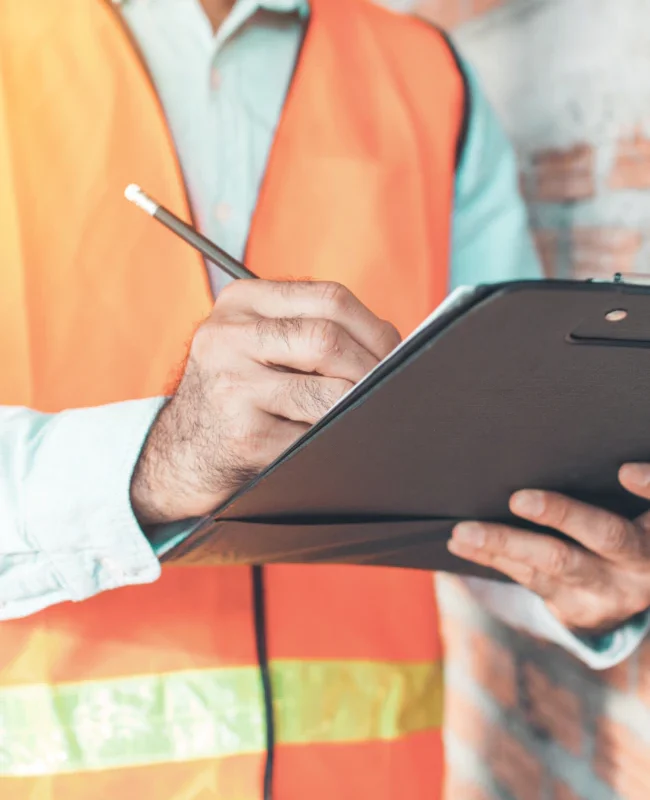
left=124, top=184, right=157, bottom=215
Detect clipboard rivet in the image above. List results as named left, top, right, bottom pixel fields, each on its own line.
left=605, top=309, right=628, bottom=322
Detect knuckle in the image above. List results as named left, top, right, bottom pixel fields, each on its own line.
left=313, top=319, right=344, bottom=356
left=545, top=542, right=571, bottom=577
left=320, top=281, right=350, bottom=313
left=599, top=518, right=630, bottom=553
left=190, top=321, right=222, bottom=365
left=214, top=280, right=241, bottom=307
left=516, top=563, right=536, bottom=586
left=377, top=319, right=402, bottom=355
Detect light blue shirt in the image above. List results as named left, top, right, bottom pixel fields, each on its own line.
left=0, top=0, right=645, bottom=668
left=119, top=0, right=542, bottom=295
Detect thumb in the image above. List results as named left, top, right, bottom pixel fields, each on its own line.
left=619, top=463, right=650, bottom=501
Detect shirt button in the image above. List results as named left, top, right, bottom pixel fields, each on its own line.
left=214, top=203, right=232, bottom=223
left=210, top=68, right=222, bottom=91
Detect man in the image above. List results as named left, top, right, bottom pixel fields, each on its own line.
left=2, top=1, right=650, bottom=798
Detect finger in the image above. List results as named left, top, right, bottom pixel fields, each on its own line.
left=255, top=416, right=312, bottom=464
left=447, top=538, right=542, bottom=592
left=447, top=534, right=641, bottom=631
left=449, top=521, right=593, bottom=588
left=255, top=371, right=354, bottom=425
left=220, top=411, right=309, bottom=491
left=619, top=463, right=650, bottom=500
left=218, top=413, right=310, bottom=490
left=235, top=317, right=379, bottom=382
left=508, top=489, right=644, bottom=564
left=216, top=280, right=401, bottom=361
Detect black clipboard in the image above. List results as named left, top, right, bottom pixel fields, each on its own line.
left=160, top=279, right=650, bottom=580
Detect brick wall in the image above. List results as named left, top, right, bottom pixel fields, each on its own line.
left=413, top=0, right=650, bottom=281
left=385, top=0, right=650, bottom=798
left=438, top=576, right=650, bottom=800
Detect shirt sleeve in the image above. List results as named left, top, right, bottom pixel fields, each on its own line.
left=450, top=59, right=543, bottom=289
left=450, top=56, right=649, bottom=667
left=0, top=400, right=167, bottom=620
left=461, top=577, right=650, bottom=670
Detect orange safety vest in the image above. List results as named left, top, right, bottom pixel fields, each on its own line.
left=0, top=1, right=466, bottom=798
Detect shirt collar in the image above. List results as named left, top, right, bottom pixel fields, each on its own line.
left=232, top=0, right=310, bottom=20
left=114, top=1, right=310, bottom=21
left=214, top=0, right=309, bottom=46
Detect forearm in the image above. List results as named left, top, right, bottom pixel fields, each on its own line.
left=0, top=400, right=166, bottom=619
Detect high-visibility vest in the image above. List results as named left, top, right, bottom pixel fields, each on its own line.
left=0, top=0, right=467, bottom=798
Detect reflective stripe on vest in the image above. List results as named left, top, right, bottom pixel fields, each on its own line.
left=0, top=0, right=465, bottom=797
left=0, top=660, right=443, bottom=775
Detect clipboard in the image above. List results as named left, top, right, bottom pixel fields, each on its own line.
left=160, top=279, right=650, bottom=580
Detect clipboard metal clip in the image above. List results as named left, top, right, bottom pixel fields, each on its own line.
left=586, top=272, right=650, bottom=286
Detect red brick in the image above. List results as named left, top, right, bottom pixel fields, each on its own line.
left=570, top=227, right=642, bottom=279
left=553, top=782, right=583, bottom=800
left=444, top=687, right=492, bottom=751
left=490, top=727, right=543, bottom=800
left=636, top=639, right=650, bottom=707
left=440, top=597, right=474, bottom=664
left=532, top=144, right=596, bottom=202
left=595, top=718, right=650, bottom=800
left=523, top=663, right=583, bottom=756
left=470, top=630, right=518, bottom=708
left=473, top=0, right=507, bottom=13
left=412, top=0, right=471, bottom=28
left=533, top=229, right=559, bottom=277
left=600, top=660, right=630, bottom=694
left=609, top=129, right=650, bottom=190
left=444, top=778, right=491, bottom=800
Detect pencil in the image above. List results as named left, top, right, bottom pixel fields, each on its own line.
left=124, top=184, right=257, bottom=281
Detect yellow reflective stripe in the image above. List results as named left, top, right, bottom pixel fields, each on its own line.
left=0, top=660, right=443, bottom=777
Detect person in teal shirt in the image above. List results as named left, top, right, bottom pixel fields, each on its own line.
left=1, top=0, right=649, bottom=667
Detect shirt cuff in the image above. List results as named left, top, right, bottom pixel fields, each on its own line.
left=23, top=398, right=167, bottom=603
left=461, top=576, right=649, bottom=670
left=533, top=599, right=650, bottom=670
left=148, top=518, right=203, bottom=558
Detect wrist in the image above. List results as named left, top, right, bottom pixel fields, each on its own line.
left=130, top=401, right=230, bottom=525
left=129, top=401, right=184, bottom=525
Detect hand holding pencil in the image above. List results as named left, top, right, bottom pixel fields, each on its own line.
left=126, top=185, right=401, bottom=524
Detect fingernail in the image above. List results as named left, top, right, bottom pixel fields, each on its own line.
left=620, top=463, right=650, bottom=487
left=511, top=490, right=545, bottom=518
left=453, top=523, right=486, bottom=548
